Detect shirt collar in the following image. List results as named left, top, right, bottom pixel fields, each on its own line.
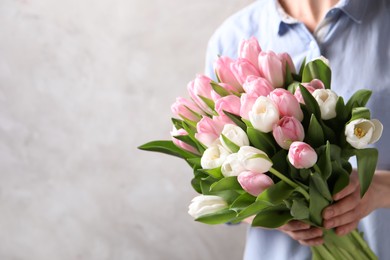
left=272, top=0, right=368, bottom=36
left=337, top=0, right=368, bottom=24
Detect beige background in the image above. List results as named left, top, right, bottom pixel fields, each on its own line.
left=0, top=0, right=255, bottom=259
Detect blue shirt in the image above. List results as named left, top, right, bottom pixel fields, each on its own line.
left=205, top=0, right=390, bottom=259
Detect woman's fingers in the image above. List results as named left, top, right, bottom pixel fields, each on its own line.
left=278, top=221, right=324, bottom=246
left=332, top=171, right=359, bottom=201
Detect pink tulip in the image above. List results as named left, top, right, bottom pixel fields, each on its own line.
left=258, top=51, right=295, bottom=88
left=215, top=95, right=241, bottom=116
left=195, top=115, right=233, bottom=147
left=273, top=116, right=305, bottom=149
left=295, top=79, right=326, bottom=104
left=214, top=56, right=242, bottom=91
left=171, top=128, right=199, bottom=154
left=269, top=88, right=303, bottom=121
left=238, top=37, right=262, bottom=70
left=187, top=74, right=215, bottom=114
left=243, top=75, right=274, bottom=97
left=219, top=83, right=238, bottom=93
left=288, top=141, right=318, bottom=169
left=237, top=171, right=274, bottom=196
left=278, top=52, right=296, bottom=74
left=302, top=79, right=325, bottom=90
left=171, top=97, right=204, bottom=122
left=240, top=92, right=258, bottom=120
left=230, top=58, right=261, bottom=86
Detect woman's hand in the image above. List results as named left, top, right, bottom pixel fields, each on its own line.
left=322, top=170, right=390, bottom=236
left=245, top=170, right=390, bottom=245
left=277, top=221, right=323, bottom=246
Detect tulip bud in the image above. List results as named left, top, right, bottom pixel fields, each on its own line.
left=171, top=127, right=199, bottom=154
left=237, top=171, right=274, bottom=196
left=188, top=195, right=227, bottom=219
left=345, top=118, right=383, bottom=149
left=312, top=89, right=338, bottom=120
left=258, top=51, right=295, bottom=88
left=238, top=37, right=262, bottom=69
left=220, top=124, right=250, bottom=152
left=214, top=56, right=242, bottom=91
left=237, top=146, right=273, bottom=174
left=240, top=92, right=258, bottom=120
left=215, top=95, right=241, bottom=116
left=201, top=144, right=231, bottom=169
left=249, top=96, right=280, bottom=133
left=171, top=97, right=204, bottom=122
left=195, top=115, right=233, bottom=147
left=269, top=88, right=304, bottom=121
left=187, top=74, right=215, bottom=114
left=230, top=58, right=261, bottom=86
left=273, top=117, right=305, bottom=150
left=243, top=75, right=274, bottom=96
left=288, top=141, right=318, bottom=169
left=221, top=153, right=245, bottom=177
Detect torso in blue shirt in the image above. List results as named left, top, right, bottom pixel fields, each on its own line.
left=205, top=0, right=390, bottom=259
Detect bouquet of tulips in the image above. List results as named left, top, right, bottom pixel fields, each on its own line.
left=139, top=37, right=382, bottom=259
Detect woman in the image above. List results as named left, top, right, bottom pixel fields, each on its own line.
left=205, top=0, right=390, bottom=259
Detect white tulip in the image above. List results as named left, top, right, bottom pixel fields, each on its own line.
left=237, top=146, right=273, bottom=174
left=201, top=144, right=231, bottom=169
left=221, top=153, right=245, bottom=177
left=220, top=124, right=250, bottom=152
left=345, top=118, right=383, bottom=149
left=188, top=195, right=228, bottom=219
left=312, top=89, right=338, bottom=120
left=249, top=96, right=280, bottom=133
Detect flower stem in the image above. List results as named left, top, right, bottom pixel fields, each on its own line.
left=269, top=167, right=310, bottom=200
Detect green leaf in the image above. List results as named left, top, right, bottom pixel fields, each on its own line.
left=306, top=114, right=325, bottom=148
left=354, top=148, right=378, bottom=197
left=247, top=127, right=276, bottom=156
left=310, top=172, right=333, bottom=202
left=171, top=118, right=184, bottom=130
left=299, top=84, right=321, bottom=119
left=329, top=161, right=350, bottom=195
left=271, top=150, right=289, bottom=179
left=211, top=82, right=231, bottom=97
left=198, top=95, right=216, bottom=112
left=186, top=158, right=201, bottom=168
left=210, top=176, right=243, bottom=192
left=257, top=181, right=296, bottom=205
left=315, top=142, right=332, bottom=180
left=251, top=205, right=293, bottom=228
left=172, top=135, right=199, bottom=151
left=335, top=97, right=348, bottom=122
left=285, top=63, right=294, bottom=86
left=298, top=57, right=307, bottom=77
left=230, top=193, right=257, bottom=211
left=345, top=89, right=372, bottom=113
left=198, top=167, right=223, bottom=179
left=233, top=200, right=271, bottom=223
left=138, top=140, right=198, bottom=159
left=195, top=209, right=237, bottom=225
left=220, top=134, right=240, bottom=153
left=350, top=107, right=371, bottom=122
left=309, top=178, right=330, bottom=226
left=224, top=111, right=247, bottom=131
left=191, top=177, right=202, bottom=193
left=302, top=59, right=331, bottom=89
left=290, top=199, right=310, bottom=220
left=287, top=81, right=301, bottom=94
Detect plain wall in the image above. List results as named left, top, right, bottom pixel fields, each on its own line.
left=0, top=0, right=254, bottom=259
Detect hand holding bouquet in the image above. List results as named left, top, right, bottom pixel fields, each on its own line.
left=139, top=37, right=382, bottom=259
